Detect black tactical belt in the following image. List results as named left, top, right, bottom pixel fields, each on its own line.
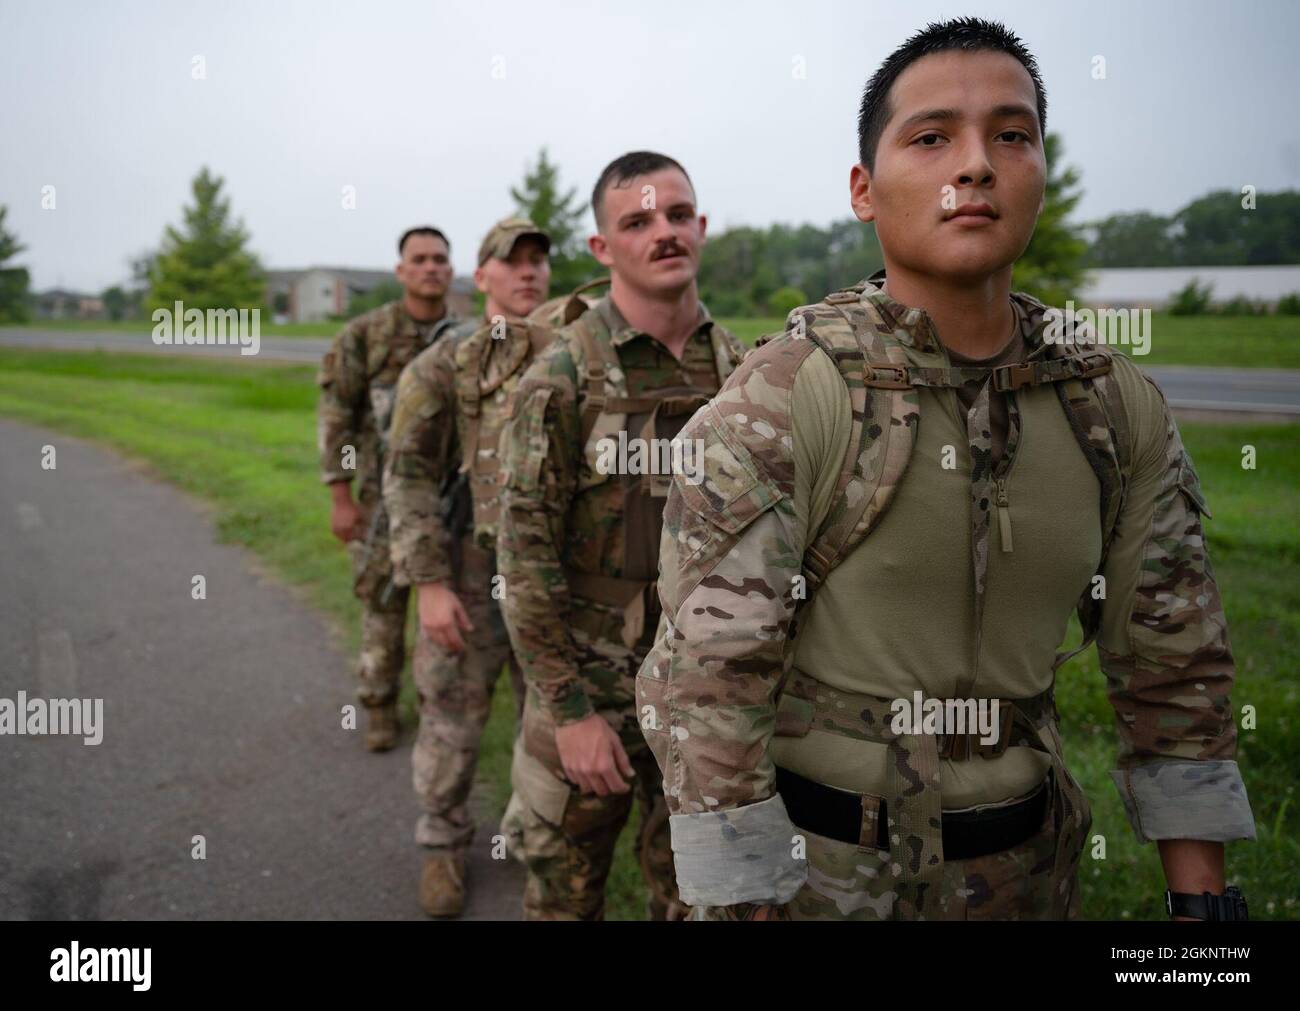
left=775, top=765, right=1049, bottom=861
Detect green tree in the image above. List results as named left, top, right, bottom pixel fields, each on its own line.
left=510, top=147, right=600, bottom=294
left=768, top=285, right=808, bottom=317
left=101, top=285, right=129, bottom=320
left=1173, top=189, right=1300, bottom=266
left=1085, top=211, right=1175, bottom=267
left=147, top=167, right=265, bottom=315
left=1169, top=278, right=1213, bottom=316
left=1012, top=133, right=1089, bottom=306
left=0, top=205, right=32, bottom=323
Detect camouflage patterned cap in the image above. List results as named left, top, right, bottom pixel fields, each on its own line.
left=477, top=217, right=551, bottom=266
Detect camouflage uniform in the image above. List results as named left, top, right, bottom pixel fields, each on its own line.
left=316, top=300, right=463, bottom=711
left=496, top=295, right=745, bottom=920
left=385, top=301, right=562, bottom=852
left=638, top=277, right=1257, bottom=920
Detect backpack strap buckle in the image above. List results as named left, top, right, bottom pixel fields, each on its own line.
left=863, top=364, right=910, bottom=389
left=1077, top=352, right=1113, bottom=380
left=992, top=362, right=1035, bottom=392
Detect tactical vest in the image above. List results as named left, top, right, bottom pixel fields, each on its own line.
left=771, top=278, right=1133, bottom=919
left=365, top=303, right=461, bottom=456
left=454, top=318, right=558, bottom=550
left=447, top=280, right=611, bottom=551
left=565, top=299, right=744, bottom=651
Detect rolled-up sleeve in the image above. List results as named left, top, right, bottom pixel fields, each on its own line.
left=1097, top=364, right=1256, bottom=843
left=635, top=336, right=842, bottom=905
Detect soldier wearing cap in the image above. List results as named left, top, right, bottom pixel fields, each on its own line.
left=384, top=217, right=553, bottom=916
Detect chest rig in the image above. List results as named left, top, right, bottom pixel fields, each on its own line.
left=566, top=306, right=743, bottom=651
left=773, top=279, right=1133, bottom=919
left=454, top=317, right=558, bottom=549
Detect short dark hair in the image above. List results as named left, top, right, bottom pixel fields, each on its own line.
left=591, top=151, right=694, bottom=229
left=857, top=17, right=1046, bottom=171
left=398, top=226, right=450, bottom=256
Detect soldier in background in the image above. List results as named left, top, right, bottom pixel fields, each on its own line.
left=637, top=18, right=1256, bottom=921
left=495, top=152, right=746, bottom=920
left=383, top=218, right=554, bottom=917
left=317, top=227, right=462, bottom=752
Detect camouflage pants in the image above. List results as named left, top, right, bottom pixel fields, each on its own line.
left=696, top=779, right=1085, bottom=921
left=413, top=540, right=525, bottom=853
left=348, top=523, right=409, bottom=709
left=502, top=698, right=680, bottom=921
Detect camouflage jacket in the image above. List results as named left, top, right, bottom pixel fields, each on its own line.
left=316, top=300, right=464, bottom=489
left=384, top=315, right=551, bottom=587
left=639, top=280, right=1255, bottom=907
left=496, top=295, right=745, bottom=724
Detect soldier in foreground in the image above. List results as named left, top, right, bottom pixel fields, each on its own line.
left=638, top=18, right=1256, bottom=921
left=383, top=218, right=553, bottom=916
left=317, top=227, right=463, bottom=752
left=496, top=152, right=746, bottom=920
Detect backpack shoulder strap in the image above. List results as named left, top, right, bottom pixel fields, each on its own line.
left=570, top=310, right=626, bottom=447
left=1011, top=292, right=1135, bottom=668
left=799, top=284, right=919, bottom=594
left=454, top=329, right=487, bottom=474
left=455, top=318, right=551, bottom=473
left=1049, top=339, right=1133, bottom=668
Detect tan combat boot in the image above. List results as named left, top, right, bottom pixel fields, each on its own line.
left=364, top=703, right=398, bottom=752
left=419, top=852, right=466, bottom=918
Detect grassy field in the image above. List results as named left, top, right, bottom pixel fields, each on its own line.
left=0, top=347, right=1296, bottom=920
left=10, top=311, right=1300, bottom=368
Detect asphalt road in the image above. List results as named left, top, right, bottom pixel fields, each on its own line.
left=2, top=325, right=1298, bottom=416
left=0, top=418, right=522, bottom=921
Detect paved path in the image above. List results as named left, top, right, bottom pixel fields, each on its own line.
left=0, top=418, right=522, bottom=921
left=3, top=326, right=1298, bottom=416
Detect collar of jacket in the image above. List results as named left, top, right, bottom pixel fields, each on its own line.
left=856, top=274, right=1059, bottom=361
left=591, top=293, right=714, bottom=350
left=389, top=299, right=459, bottom=342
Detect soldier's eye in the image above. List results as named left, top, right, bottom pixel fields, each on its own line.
left=998, top=131, right=1029, bottom=143
left=916, top=133, right=944, bottom=146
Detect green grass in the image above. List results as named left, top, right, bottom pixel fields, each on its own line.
left=0, top=347, right=1295, bottom=920
left=10, top=311, right=1300, bottom=368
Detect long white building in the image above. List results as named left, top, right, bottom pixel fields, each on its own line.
left=1079, top=265, right=1300, bottom=308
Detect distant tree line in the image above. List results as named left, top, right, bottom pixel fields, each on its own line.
left=1085, top=190, right=1300, bottom=268
left=3, top=151, right=1297, bottom=325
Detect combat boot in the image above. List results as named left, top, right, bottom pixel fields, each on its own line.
left=419, top=852, right=466, bottom=918
left=364, top=702, right=398, bottom=752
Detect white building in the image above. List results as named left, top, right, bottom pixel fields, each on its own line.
left=1078, top=265, right=1300, bottom=309
left=264, top=267, right=475, bottom=323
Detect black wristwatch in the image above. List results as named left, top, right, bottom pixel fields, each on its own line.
left=1165, top=886, right=1249, bottom=921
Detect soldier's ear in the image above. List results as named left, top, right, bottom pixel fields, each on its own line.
left=473, top=265, right=489, bottom=295
left=697, top=212, right=708, bottom=244
left=589, top=232, right=614, bottom=268
left=849, top=164, right=876, bottom=224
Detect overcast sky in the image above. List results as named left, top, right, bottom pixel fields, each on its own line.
left=3, top=0, right=1299, bottom=292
